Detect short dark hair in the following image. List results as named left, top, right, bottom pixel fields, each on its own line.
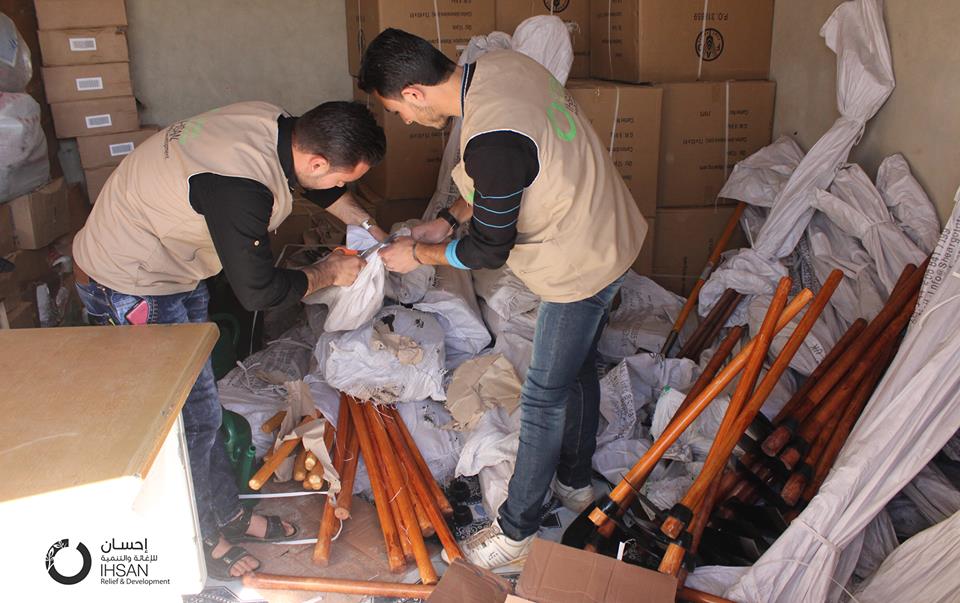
left=357, top=28, right=456, bottom=98
left=294, top=101, right=385, bottom=169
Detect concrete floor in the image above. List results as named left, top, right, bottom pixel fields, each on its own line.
left=199, top=481, right=442, bottom=603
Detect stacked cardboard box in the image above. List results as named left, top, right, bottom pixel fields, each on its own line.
left=345, top=1, right=495, bottom=206
left=35, top=0, right=156, bottom=204
left=495, top=0, right=591, bottom=78
left=586, top=0, right=775, bottom=293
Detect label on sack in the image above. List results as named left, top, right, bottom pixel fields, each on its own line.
left=85, top=113, right=113, bottom=129
left=69, top=37, right=97, bottom=52
left=109, top=142, right=135, bottom=156
left=75, top=76, right=104, bottom=91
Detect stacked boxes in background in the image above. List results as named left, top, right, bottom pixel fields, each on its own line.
left=588, top=0, right=776, bottom=294
left=35, top=0, right=155, bottom=204
left=567, top=80, right=662, bottom=275
left=495, top=0, right=591, bottom=78
left=345, top=1, right=496, bottom=227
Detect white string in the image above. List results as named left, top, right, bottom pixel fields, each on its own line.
left=609, top=86, right=621, bottom=158
left=745, top=557, right=863, bottom=603
left=237, top=490, right=332, bottom=499
left=697, top=0, right=710, bottom=80
left=433, top=0, right=442, bottom=54
left=607, top=0, right=613, bottom=73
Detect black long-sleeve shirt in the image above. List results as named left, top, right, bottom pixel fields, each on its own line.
left=189, top=115, right=344, bottom=311
left=446, top=62, right=541, bottom=271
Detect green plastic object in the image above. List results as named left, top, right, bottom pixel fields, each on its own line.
left=220, top=409, right=257, bottom=504
left=210, top=313, right=241, bottom=380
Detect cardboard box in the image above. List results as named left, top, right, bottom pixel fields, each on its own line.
left=427, top=560, right=512, bottom=602
left=0, top=248, right=52, bottom=302
left=8, top=179, right=70, bottom=250
left=653, top=206, right=746, bottom=295
left=354, top=81, right=445, bottom=200
left=632, top=217, right=653, bottom=275
left=34, top=0, right=127, bottom=31
left=38, top=27, right=129, bottom=66
left=42, top=63, right=132, bottom=103
left=357, top=184, right=429, bottom=230
left=84, top=166, right=115, bottom=203
left=590, top=0, right=773, bottom=83
left=50, top=96, right=139, bottom=138
left=567, top=80, right=661, bottom=217
left=658, top=80, right=775, bottom=208
left=66, top=183, right=91, bottom=233
left=345, top=0, right=495, bottom=76
left=516, top=539, right=676, bottom=603
left=496, top=0, right=590, bottom=78
left=0, top=298, right=40, bottom=329
left=0, top=204, right=14, bottom=257
left=77, top=127, right=158, bottom=168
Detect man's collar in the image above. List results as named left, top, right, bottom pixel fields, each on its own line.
left=460, top=62, right=475, bottom=116
left=277, top=115, right=297, bottom=191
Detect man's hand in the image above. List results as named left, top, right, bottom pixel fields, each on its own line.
left=326, top=251, right=366, bottom=286
left=379, top=236, right=421, bottom=274
left=411, top=218, right=453, bottom=244
left=300, top=251, right=365, bottom=297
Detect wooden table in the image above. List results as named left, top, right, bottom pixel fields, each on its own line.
left=0, top=324, right=218, bottom=602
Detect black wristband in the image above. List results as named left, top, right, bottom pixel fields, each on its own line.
left=438, top=208, right=459, bottom=231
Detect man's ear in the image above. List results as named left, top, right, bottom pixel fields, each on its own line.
left=401, top=85, right=426, bottom=105
left=309, top=154, right=330, bottom=173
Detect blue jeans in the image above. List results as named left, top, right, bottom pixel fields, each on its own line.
left=498, top=276, right=624, bottom=540
left=76, top=279, right=241, bottom=542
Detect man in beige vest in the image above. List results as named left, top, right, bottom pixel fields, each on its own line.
left=359, top=30, right=647, bottom=568
left=72, top=101, right=386, bottom=578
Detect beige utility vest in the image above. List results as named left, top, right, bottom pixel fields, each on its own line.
left=73, top=102, right=294, bottom=296
left=452, top=51, right=647, bottom=303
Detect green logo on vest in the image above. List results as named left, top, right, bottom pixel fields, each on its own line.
left=546, top=76, right=577, bottom=142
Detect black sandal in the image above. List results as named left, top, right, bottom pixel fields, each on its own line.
left=220, top=506, right=299, bottom=543
left=203, top=540, right=259, bottom=580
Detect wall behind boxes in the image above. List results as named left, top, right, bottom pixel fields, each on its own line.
left=124, top=0, right=352, bottom=126
left=771, top=0, right=960, bottom=220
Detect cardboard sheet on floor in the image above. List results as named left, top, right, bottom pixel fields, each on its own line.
left=516, top=539, right=676, bottom=602
left=427, top=559, right=512, bottom=603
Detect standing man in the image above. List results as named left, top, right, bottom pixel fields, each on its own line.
left=359, top=30, right=647, bottom=568
left=72, top=100, right=386, bottom=578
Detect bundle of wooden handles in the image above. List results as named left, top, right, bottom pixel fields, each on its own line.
left=248, top=393, right=461, bottom=587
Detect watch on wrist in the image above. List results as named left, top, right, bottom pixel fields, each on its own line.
left=437, top=208, right=459, bottom=232
left=360, top=218, right=376, bottom=232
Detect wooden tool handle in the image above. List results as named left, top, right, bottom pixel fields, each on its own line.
left=661, top=278, right=792, bottom=539
left=364, top=403, right=438, bottom=585
left=590, top=288, right=813, bottom=532
left=692, top=292, right=744, bottom=362
left=260, top=410, right=287, bottom=433
left=334, top=429, right=360, bottom=520
left=678, top=288, right=738, bottom=360
left=800, top=320, right=906, bottom=504
left=661, top=201, right=746, bottom=357
left=346, top=397, right=405, bottom=573
left=806, top=260, right=924, bottom=404
left=313, top=395, right=352, bottom=566
left=674, top=326, right=743, bottom=418
left=293, top=447, right=307, bottom=482
left=389, top=406, right=454, bottom=517
left=242, top=572, right=434, bottom=598
left=678, top=586, right=737, bottom=603
left=249, top=415, right=315, bottom=490
left=771, top=318, right=867, bottom=425
left=382, top=406, right=464, bottom=562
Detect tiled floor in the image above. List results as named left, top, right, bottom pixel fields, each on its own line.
left=199, top=481, right=441, bottom=603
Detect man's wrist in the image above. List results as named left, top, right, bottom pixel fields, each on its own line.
left=437, top=208, right=459, bottom=232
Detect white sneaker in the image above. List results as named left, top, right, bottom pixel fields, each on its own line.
left=550, top=476, right=595, bottom=513
left=442, top=521, right=533, bottom=570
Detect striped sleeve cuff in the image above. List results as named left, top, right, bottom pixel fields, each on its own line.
left=445, top=240, right=469, bottom=270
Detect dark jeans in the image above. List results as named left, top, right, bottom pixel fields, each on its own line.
left=498, top=276, right=624, bottom=541
left=76, top=279, right=241, bottom=542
